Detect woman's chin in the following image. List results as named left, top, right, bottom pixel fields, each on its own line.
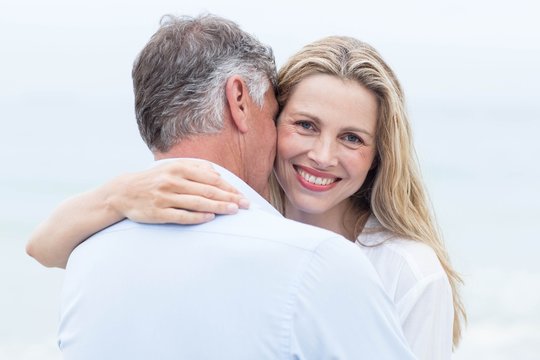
left=287, top=197, right=335, bottom=217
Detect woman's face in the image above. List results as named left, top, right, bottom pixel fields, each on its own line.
left=274, top=73, right=378, bottom=217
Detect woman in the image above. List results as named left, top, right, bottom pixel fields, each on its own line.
left=27, top=36, right=465, bottom=358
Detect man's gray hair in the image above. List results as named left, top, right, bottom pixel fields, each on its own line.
left=132, top=14, right=278, bottom=152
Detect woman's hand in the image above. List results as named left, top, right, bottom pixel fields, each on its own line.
left=108, top=159, right=249, bottom=225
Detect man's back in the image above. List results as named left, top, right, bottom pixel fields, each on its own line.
left=59, top=166, right=414, bottom=359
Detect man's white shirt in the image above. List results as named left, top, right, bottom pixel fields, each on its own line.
left=58, top=160, right=415, bottom=359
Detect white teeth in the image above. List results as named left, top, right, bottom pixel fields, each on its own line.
left=297, top=168, right=336, bottom=186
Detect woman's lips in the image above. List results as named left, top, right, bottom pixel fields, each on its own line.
left=294, top=165, right=341, bottom=192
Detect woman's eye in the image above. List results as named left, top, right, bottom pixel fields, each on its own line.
left=296, top=121, right=314, bottom=131
left=343, top=134, right=363, bottom=144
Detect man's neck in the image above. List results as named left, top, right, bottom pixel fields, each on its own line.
left=155, top=133, right=237, bottom=171
left=153, top=133, right=270, bottom=197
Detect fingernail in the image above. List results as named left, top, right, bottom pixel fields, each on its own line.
left=204, top=213, right=215, bottom=221
left=239, top=198, right=250, bottom=209
left=226, top=203, right=239, bottom=213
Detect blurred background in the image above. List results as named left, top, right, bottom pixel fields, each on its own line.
left=1, top=0, right=539, bottom=358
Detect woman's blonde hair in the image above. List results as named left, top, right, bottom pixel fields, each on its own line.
left=270, top=36, right=466, bottom=347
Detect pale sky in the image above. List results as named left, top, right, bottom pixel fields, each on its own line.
left=2, top=0, right=539, bottom=103
left=1, top=0, right=538, bottom=180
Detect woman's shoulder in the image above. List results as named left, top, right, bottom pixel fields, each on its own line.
left=356, top=216, right=448, bottom=295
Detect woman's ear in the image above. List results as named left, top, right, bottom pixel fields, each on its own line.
left=225, top=76, right=249, bottom=133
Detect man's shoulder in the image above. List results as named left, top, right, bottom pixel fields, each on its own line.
left=92, top=207, right=348, bottom=254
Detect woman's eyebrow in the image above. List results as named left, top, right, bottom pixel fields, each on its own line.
left=291, top=111, right=323, bottom=126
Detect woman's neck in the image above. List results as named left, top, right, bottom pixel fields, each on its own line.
left=284, top=199, right=365, bottom=241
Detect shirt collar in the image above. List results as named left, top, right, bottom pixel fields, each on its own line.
left=153, top=158, right=282, bottom=217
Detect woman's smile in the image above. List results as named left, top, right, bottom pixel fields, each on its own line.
left=294, top=165, right=341, bottom=191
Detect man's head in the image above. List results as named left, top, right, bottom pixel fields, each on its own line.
left=132, top=14, right=279, bottom=194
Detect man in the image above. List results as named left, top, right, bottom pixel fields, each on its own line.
left=58, top=14, right=415, bottom=359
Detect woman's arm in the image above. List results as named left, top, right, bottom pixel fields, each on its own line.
left=26, top=159, right=248, bottom=269
left=26, top=185, right=125, bottom=269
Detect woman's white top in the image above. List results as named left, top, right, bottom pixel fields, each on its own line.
left=357, top=216, right=454, bottom=360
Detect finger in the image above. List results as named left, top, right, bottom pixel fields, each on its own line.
left=150, top=208, right=216, bottom=225
left=163, top=194, right=242, bottom=215
left=168, top=162, right=242, bottom=195
left=166, top=181, right=249, bottom=208
left=151, top=160, right=249, bottom=208
left=162, top=159, right=220, bottom=181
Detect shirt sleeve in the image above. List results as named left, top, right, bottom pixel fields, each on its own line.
left=396, top=273, right=454, bottom=360
left=289, top=237, right=417, bottom=359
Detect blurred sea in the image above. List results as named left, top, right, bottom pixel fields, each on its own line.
left=1, top=97, right=539, bottom=359
left=413, top=102, right=540, bottom=359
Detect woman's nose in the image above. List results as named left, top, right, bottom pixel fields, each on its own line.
left=307, top=137, right=338, bottom=168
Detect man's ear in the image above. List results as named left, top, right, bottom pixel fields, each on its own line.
left=225, top=76, right=249, bottom=134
